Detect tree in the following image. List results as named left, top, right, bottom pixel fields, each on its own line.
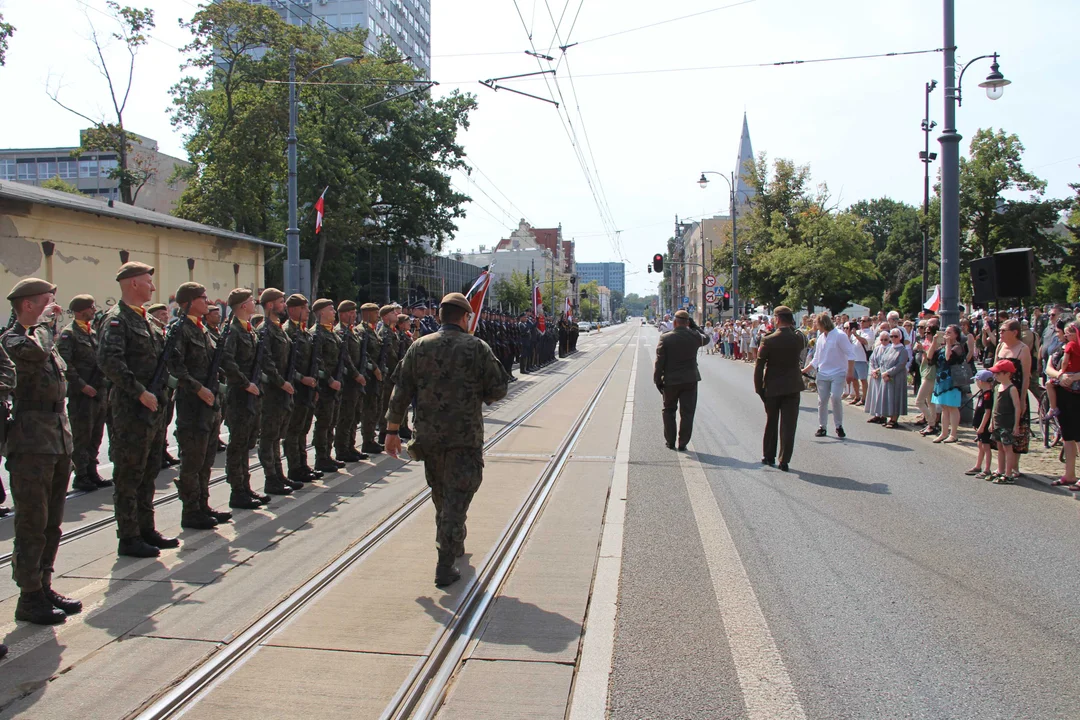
left=0, top=13, right=14, bottom=65
left=898, top=277, right=923, bottom=318
left=40, top=176, right=87, bottom=196
left=1061, top=177, right=1080, bottom=300
left=848, top=198, right=926, bottom=305
left=493, top=270, right=531, bottom=313
left=48, top=3, right=157, bottom=205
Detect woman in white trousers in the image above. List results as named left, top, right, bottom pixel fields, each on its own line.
left=803, top=312, right=859, bottom=438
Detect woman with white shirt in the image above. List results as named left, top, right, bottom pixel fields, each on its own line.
left=802, top=313, right=859, bottom=438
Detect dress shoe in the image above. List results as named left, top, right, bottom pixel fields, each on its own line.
left=90, top=469, right=113, bottom=488
left=15, top=590, right=66, bottom=625
left=361, top=442, right=383, bottom=455
left=229, top=492, right=262, bottom=510
left=779, top=462, right=790, bottom=472
left=141, top=529, right=180, bottom=549
left=665, top=443, right=675, bottom=450
left=162, top=452, right=181, bottom=468
left=314, top=458, right=341, bottom=473
left=435, top=564, right=461, bottom=588
left=814, top=426, right=827, bottom=438
left=206, top=507, right=232, bottom=523
left=71, top=474, right=98, bottom=492
left=677, top=444, right=688, bottom=451
left=761, top=458, right=775, bottom=467
left=0, top=506, right=10, bottom=518
left=119, top=535, right=162, bottom=557
left=835, top=426, right=846, bottom=438
left=265, top=480, right=294, bottom=496
left=180, top=513, right=218, bottom=530
left=44, top=586, right=83, bottom=615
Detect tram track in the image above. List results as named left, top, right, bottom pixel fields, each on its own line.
left=130, top=326, right=634, bottom=720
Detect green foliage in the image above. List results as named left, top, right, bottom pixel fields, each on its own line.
left=1060, top=179, right=1080, bottom=300
left=898, top=277, right=923, bottom=317
left=170, top=0, right=476, bottom=301
left=579, top=299, right=599, bottom=321
left=40, top=176, right=86, bottom=196
left=622, top=293, right=657, bottom=316
left=493, top=270, right=531, bottom=313
left=1036, top=269, right=1071, bottom=305
left=848, top=197, right=926, bottom=305
left=0, top=13, right=14, bottom=66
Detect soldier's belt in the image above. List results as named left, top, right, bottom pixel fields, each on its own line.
left=14, top=401, right=66, bottom=413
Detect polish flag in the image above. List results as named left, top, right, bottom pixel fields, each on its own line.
left=533, top=284, right=546, bottom=332
left=564, top=296, right=572, bottom=322
left=314, top=187, right=328, bottom=234
left=924, top=285, right=941, bottom=312
left=465, top=268, right=493, bottom=334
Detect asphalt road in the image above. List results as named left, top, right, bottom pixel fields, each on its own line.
left=611, top=331, right=1080, bottom=720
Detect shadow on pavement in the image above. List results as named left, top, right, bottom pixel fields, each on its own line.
left=792, top=469, right=891, bottom=494
left=415, top=591, right=580, bottom=656
left=692, top=452, right=772, bottom=473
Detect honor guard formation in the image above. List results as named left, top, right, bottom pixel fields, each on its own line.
left=0, top=264, right=585, bottom=662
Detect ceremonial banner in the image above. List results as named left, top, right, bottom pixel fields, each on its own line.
left=314, top=186, right=328, bottom=234
left=465, top=269, right=493, bottom=334
left=533, top=284, right=546, bottom=332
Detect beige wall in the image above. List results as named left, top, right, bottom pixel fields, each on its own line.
left=683, top=216, right=733, bottom=323
left=0, top=202, right=266, bottom=320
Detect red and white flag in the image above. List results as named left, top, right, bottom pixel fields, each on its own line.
left=924, top=284, right=941, bottom=312
left=564, top=296, right=572, bottom=322
left=465, top=268, right=493, bottom=334
left=533, top=284, right=546, bottom=332
left=313, top=187, right=328, bottom=234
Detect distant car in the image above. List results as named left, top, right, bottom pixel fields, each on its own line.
left=641, top=318, right=646, bottom=325
left=577, top=322, right=591, bottom=332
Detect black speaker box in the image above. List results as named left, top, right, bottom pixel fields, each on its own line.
left=969, top=256, right=997, bottom=304
left=994, top=247, right=1036, bottom=299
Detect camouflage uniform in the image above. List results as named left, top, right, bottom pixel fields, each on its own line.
left=311, top=322, right=355, bottom=467
left=284, top=319, right=316, bottom=476
left=2, top=324, right=72, bottom=593
left=221, top=315, right=260, bottom=496
left=167, top=317, right=223, bottom=519
left=376, top=319, right=400, bottom=436
left=98, top=302, right=168, bottom=539
left=258, top=318, right=294, bottom=488
left=357, top=321, right=382, bottom=448
left=386, top=323, right=508, bottom=566
left=57, top=319, right=108, bottom=483
left=333, top=322, right=365, bottom=458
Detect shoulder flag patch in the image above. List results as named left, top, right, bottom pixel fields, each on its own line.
left=110, top=319, right=121, bottom=326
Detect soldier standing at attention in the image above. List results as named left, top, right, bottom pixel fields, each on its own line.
left=395, top=313, right=414, bottom=440
left=333, top=300, right=368, bottom=462
left=3, top=278, right=83, bottom=624
left=220, top=289, right=267, bottom=510
left=0, top=338, right=7, bottom=656
left=357, top=302, right=384, bottom=454
left=204, top=304, right=226, bottom=453
left=98, top=263, right=178, bottom=558
left=385, top=293, right=509, bottom=587
left=376, top=305, right=400, bottom=445
left=310, top=298, right=353, bottom=473
left=284, top=294, right=321, bottom=484
left=168, top=282, right=231, bottom=530
left=57, top=294, right=112, bottom=492
left=257, top=289, right=299, bottom=495
left=147, top=303, right=180, bottom=470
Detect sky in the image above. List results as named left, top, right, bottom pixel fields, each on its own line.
left=2, top=0, right=1077, bottom=296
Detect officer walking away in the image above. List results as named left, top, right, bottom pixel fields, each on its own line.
left=754, top=306, right=807, bottom=472
left=3, top=278, right=82, bottom=624
left=168, top=282, right=231, bottom=529
left=256, top=288, right=299, bottom=495
left=57, top=294, right=112, bottom=492
left=654, top=309, right=709, bottom=450
left=220, top=289, right=267, bottom=510
left=384, top=292, right=509, bottom=587
left=98, top=262, right=179, bottom=557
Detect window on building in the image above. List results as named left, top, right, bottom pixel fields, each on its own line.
left=99, top=158, right=119, bottom=175
left=79, top=159, right=98, bottom=178
left=38, top=162, right=58, bottom=179
left=0, top=159, right=15, bottom=181
left=57, top=160, right=79, bottom=179
left=17, top=162, right=36, bottom=181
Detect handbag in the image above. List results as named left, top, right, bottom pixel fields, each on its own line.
left=1013, top=422, right=1030, bottom=454
left=950, top=360, right=973, bottom=392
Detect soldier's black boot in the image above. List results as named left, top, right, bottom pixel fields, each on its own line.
left=44, top=586, right=83, bottom=615
left=281, top=466, right=304, bottom=490
left=118, top=536, right=162, bottom=558
left=15, top=590, right=66, bottom=625
left=162, top=451, right=181, bottom=468
left=180, top=512, right=218, bottom=530
left=0, top=506, right=10, bottom=518
left=434, top=549, right=460, bottom=588
left=306, top=465, right=324, bottom=479
left=265, top=478, right=294, bottom=495
left=71, top=473, right=97, bottom=493
left=314, top=457, right=340, bottom=473
left=89, top=467, right=113, bottom=488
left=141, top=529, right=180, bottom=549
left=246, top=482, right=270, bottom=505
left=205, top=506, right=233, bottom=523
left=0, top=643, right=7, bottom=660
left=361, top=441, right=384, bottom=455
left=229, top=490, right=262, bottom=510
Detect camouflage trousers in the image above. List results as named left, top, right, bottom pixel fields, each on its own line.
left=7, top=453, right=70, bottom=592
left=334, top=383, right=362, bottom=455
left=68, top=393, right=107, bottom=475
left=313, top=389, right=341, bottom=463
left=259, top=391, right=292, bottom=484
left=224, top=388, right=260, bottom=492
left=423, top=447, right=484, bottom=562
left=360, top=383, right=381, bottom=445
left=109, top=391, right=166, bottom=539
left=285, top=401, right=314, bottom=472
left=176, top=412, right=222, bottom=517
left=377, top=380, right=396, bottom=433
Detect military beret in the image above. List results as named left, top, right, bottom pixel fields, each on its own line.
left=286, top=293, right=309, bottom=308
left=7, top=277, right=57, bottom=301
left=379, top=304, right=396, bottom=317
left=773, top=305, right=793, bottom=316
left=206, top=304, right=221, bottom=315
left=360, top=302, right=379, bottom=312
left=396, top=314, right=410, bottom=324
left=227, top=288, right=253, bottom=307
left=311, top=298, right=334, bottom=313
left=68, top=294, right=95, bottom=313
left=440, top=292, right=473, bottom=313
left=674, top=309, right=690, bottom=320
left=337, top=300, right=357, bottom=313
left=146, top=303, right=168, bottom=314
left=259, top=287, right=285, bottom=305
left=115, top=261, right=154, bottom=282
left=175, top=282, right=206, bottom=305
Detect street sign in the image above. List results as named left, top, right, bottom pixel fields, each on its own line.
left=705, top=291, right=716, bottom=303
left=704, top=275, right=716, bottom=287
left=682, top=296, right=690, bottom=305
left=718, top=285, right=725, bottom=295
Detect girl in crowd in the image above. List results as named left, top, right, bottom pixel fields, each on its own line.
left=930, top=324, right=966, bottom=443
left=967, top=370, right=995, bottom=478
left=994, top=319, right=1032, bottom=479
left=989, top=359, right=1021, bottom=484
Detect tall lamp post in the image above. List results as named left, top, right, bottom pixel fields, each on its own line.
left=920, top=80, right=938, bottom=306
left=285, top=53, right=357, bottom=296
left=698, top=171, right=742, bottom=320
left=938, top=0, right=1011, bottom=326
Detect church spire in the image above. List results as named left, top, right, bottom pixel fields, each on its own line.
left=734, top=112, right=755, bottom=208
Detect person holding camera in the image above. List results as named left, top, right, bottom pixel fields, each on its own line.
left=653, top=309, right=710, bottom=450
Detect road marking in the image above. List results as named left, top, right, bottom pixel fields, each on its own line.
left=567, top=330, right=639, bottom=720
left=678, top=446, right=807, bottom=720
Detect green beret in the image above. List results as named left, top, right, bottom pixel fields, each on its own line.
left=227, top=288, right=253, bottom=307
left=260, top=288, right=285, bottom=305
left=396, top=314, right=410, bottom=325
left=206, top=304, right=221, bottom=315
left=286, top=293, right=309, bottom=308
left=115, top=261, right=154, bottom=282
left=379, top=304, right=396, bottom=317
left=7, top=277, right=57, bottom=301
left=440, top=292, right=472, bottom=313
left=68, top=294, right=95, bottom=313
left=337, top=300, right=357, bottom=313
left=146, top=303, right=168, bottom=314
left=360, top=302, right=379, bottom=312
left=175, top=282, right=206, bottom=305
left=311, top=298, right=334, bottom=313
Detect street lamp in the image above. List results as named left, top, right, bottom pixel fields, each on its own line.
left=937, top=0, right=1011, bottom=327
left=285, top=54, right=359, bottom=296
left=698, top=171, right=740, bottom=321
left=920, top=79, right=938, bottom=307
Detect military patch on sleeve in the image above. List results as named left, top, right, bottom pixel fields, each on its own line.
left=110, top=319, right=121, bottom=326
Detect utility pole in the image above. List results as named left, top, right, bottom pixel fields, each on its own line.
left=285, top=49, right=299, bottom=295
left=921, top=80, right=938, bottom=307
left=938, top=0, right=961, bottom=327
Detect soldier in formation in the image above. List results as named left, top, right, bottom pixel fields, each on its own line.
left=333, top=300, right=369, bottom=462
left=310, top=298, right=356, bottom=472
left=220, top=289, right=268, bottom=510
left=376, top=305, right=401, bottom=446
left=358, top=302, right=384, bottom=454
left=147, top=302, right=181, bottom=469
left=256, top=288, right=299, bottom=495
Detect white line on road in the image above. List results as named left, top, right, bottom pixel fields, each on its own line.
left=678, top=446, right=807, bottom=720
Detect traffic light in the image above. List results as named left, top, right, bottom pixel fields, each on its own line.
left=723, top=291, right=731, bottom=311
left=652, top=253, right=664, bottom=273
left=580, top=290, right=588, bottom=300
left=647, top=265, right=652, bottom=274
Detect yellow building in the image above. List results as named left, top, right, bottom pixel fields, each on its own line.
left=0, top=180, right=280, bottom=318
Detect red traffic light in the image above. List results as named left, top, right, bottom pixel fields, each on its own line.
left=652, top=254, right=664, bottom=273
left=723, top=291, right=730, bottom=299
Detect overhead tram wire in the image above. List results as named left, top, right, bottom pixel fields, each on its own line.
left=74, top=0, right=182, bottom=50
left=571, top=0, right=756, bottom=47
left=462, top=155, right=533, bottom=224
left=453, top=168, right=521, bottom=226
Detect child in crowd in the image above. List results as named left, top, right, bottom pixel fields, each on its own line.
left=967, top=369, right=995, bottom=478
left=989, top=360, right=1021, bottom=484
left=1043, top=322, right=1080, bottom=419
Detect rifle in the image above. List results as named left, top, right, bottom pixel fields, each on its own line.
left=139, top=318, right=184, bottom=423
left=202, top=317, right=232, bottom=414
left=247, top=321, right=269, bottom=415
left=299, top=328, right=323, bottom=408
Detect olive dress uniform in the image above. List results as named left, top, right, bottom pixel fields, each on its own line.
left=754, top=311, right=807, bottom=470
left=57, top=296, right=110, bottom=491
left=311, top=306, right=356, bottom=472
left=357, top=308, right=383, bottom=453
left=257, top=289, right=299, bottom=494
left=376, top=309, right=401, bottom=442
left=333, top=307, right=367, bottom=462
left=284, top=311, right=319, bottom=482
left=220, top=291, right=265, bottom=509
